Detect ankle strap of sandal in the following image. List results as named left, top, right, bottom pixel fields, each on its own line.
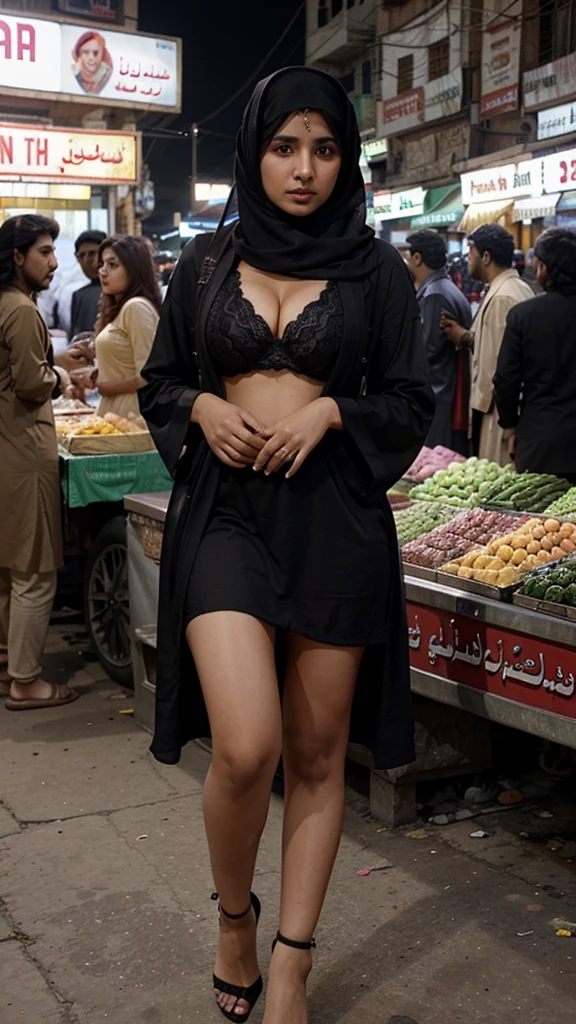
left=274, top=930, right=316, bottom=950
left=211, top=891, right=252, bottom=920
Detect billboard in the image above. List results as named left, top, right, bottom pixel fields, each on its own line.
left=524, top=53, right=576, bottom=111
left=0, top=124, right=138, bottom=184
left=0, top=14, right=179, bottom=110
left=480, top=0, right=522, bottom=118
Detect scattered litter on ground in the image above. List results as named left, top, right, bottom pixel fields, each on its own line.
left=406, top=829, right=429, bottom=839
left=546, top=839, right=565, bottom=852
left=136, top=835, right=148, bottom=841
left=497, top=790, right=524, bottom=806
left=552, top=917, right=576, bottom=932
left=556, top=929, right=573, bottom=938
left=533, top=809, right=554, bottom=819
left=464, top=785, right=498, bottom=805
left=517, top=931, right=534, bottom=937
left=357, top=858, right=393, bottom=877
left=117, top=708, right=134, bottom=715
left=470, top=830, right=490, bottom=839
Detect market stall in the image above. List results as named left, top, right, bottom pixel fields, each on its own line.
left=56, top=407, right=172, bottom=684
left=123, top=450, right=576, bottom=820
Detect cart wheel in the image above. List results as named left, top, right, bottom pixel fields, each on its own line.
left=84, top=516, right=133, bottom=687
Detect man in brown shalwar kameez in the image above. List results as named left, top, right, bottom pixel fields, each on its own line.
left=0, top=215, right=79, bottom=710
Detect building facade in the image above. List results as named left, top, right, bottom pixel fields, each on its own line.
left=306, top=0, right=576, bottom=253
left=0, top=0, right=181, bottom=254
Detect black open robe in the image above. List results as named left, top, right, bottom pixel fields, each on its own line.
left=139, top=227, right=434, bottom=770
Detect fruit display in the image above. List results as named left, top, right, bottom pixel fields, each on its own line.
left=409, top=458, right=511, bottom=507
left=56, top=415, right=121, bottom=437
left=440, top=518, right=576, bottom=588
left=477, top=472, right=571, bottom=512
left=393, top=501, right=457, bottom=547
left=543, top=487, right=576, bottom=520
left=56, top=412, right=142, bottom=438
left=519, top=554, right=576, bottom=606
left=406, top=446, right=466, bottom=482
left=402, top=508, right=523, bottom=570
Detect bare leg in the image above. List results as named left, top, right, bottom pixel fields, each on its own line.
left=262, top=635, right=364, bottom=1024
left=187, top=612, right=282, bottom=1017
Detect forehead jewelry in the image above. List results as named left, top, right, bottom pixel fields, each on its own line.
left=302, top=109, right=311, bottom=133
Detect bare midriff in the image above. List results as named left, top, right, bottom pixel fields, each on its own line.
left=223, top=371, right=324, bottom=428
left=223, top=261, right=327, bottom=427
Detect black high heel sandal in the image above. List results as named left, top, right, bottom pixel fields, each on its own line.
left=212, top=891, right=263, bottom=1023
left=271, top=931, right=317, bottom=953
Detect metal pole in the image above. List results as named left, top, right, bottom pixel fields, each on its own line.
left=191, top=122, right=199, bottom=214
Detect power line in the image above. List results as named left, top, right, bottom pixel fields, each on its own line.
left=198, top=1, right=305, bottom=127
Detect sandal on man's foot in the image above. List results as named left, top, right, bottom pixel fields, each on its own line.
left=212, top=891, right=263, bottom=1023
left=5, top=683, right=79, bottom=711
left=0, top=669, right=11, bottom=697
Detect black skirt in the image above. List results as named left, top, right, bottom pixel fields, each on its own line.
left=185, top=441, right=391, bottom=647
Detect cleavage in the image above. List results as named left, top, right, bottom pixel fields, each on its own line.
left=236, top=266, right=329, bottom=341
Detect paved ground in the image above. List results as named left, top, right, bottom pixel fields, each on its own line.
left=1, top=627, right=576, bottom=1024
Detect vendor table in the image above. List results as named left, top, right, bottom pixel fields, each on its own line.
left=405, top=577, right=576, bottom=748
left=124, top=490, right=576, bottom=821
left=59, top=446, right=173, bottom=509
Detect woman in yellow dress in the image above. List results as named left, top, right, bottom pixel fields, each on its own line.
left=84, top=236, right=162, bottom=419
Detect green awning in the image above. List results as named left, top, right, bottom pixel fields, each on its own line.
left=410, top=186, right=464, bottom=228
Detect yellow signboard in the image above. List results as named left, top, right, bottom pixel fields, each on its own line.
left=0, top=124, right=138, bottom=184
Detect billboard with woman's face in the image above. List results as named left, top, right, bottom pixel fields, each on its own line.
left=61, top=25, right=177, bottom=106
left=0, top=14, right=180, bottom=112
left=60, top=25, right=176, bottom=104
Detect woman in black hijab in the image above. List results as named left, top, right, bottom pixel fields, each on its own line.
left=140, top=67, right=433, bottom=1023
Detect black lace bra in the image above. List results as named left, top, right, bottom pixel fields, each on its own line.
left=205, top=267, right=342, bottom=381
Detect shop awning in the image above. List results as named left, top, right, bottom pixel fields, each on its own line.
left=512, top=194, right=560, bottom=222
left=557, top=190, right=576, bottom=211
left=458, top=199, right=514, bottom=233
left=410, top=186, right=464, bottom=229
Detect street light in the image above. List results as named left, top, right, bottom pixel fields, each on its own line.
left=191, top=122, right=199, bottom=213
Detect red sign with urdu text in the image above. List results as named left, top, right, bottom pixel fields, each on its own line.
left=407, top=602, right=576, bottom=719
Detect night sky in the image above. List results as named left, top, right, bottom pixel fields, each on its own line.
left=137, top=0, right=305, bottom=233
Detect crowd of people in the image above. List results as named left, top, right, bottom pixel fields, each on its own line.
left=0, top=214, right=161, bottom=709
left=1, top=62, right=576, bottom=1020
left=406, top=222, right=576, bottom=479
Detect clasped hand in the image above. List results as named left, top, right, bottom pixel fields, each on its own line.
left=193, top=394, right=338, bottom=477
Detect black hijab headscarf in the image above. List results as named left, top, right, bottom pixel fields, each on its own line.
left=231, top=66, right=381, bottom=281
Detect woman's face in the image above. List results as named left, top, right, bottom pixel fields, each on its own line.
left=260, top=110, right=342, bottom=218
left=79, top=40, right=103, bottom=76
left=99, top=247, right=130, bottom=298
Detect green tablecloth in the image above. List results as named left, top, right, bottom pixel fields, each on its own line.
left=59, top=446, right=173, bottom=508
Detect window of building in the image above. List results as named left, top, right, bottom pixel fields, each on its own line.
left=332, top=0, right=343, bottom=15
left=339, top=70, right=356, bottom=93
left=397, top=54, right=414, bottom=94
left=428, top=37, right=450, bottom=81
left=362, top=59, right=372, bottom=94
left=347, top=0, right=356, bottom=8
left=539, top=0, right=576, bottom=63
left=318, top=0, right=330, bottom=28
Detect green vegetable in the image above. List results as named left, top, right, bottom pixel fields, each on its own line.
left=544, top=585, right=565, bottom=604
left=565, top=584, right=576, bottom=607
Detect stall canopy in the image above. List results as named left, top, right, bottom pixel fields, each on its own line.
left=513, top=194, right=560, bottom=222
left=410, top=185, right=464, bottom=229
left=459, top=199, right=514, bottom=233
left=557, top=191, right=576, bottom=212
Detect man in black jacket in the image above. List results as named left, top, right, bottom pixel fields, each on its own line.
left=407, top=229, right=472, bottom=449
left=69, top=230, right=106, bottom=339
left=494, top=228, right=576, bottom=481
